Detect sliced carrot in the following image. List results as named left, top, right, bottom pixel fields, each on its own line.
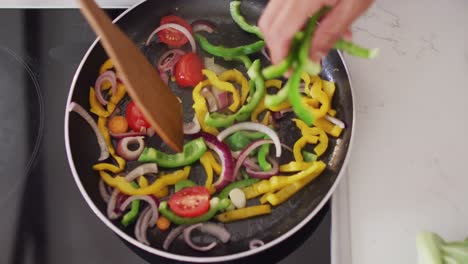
left=156, top=216, right=171, bottom=231
left=108, top=115, right=128, bottom=134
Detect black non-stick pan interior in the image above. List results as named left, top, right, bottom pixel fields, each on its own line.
left=67, top=0, right=353, bottom=260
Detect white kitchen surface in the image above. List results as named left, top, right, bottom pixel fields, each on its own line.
left=2, top=0, right=467, bottom=264
left=342, top=0, right=468, bottom=263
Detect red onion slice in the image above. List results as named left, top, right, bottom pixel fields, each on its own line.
left=325, top=115, right=346, bottom=129
left=211, top=87, right=230, bottom=110
left=192, top=20, right=216, bottom=33
left=201, top=88, right=218, bottom=113
left=233, top=139, right=273, bottom=178
left=183, top=223, right=218, bottom=251
left=116, top=136, right=145, bottom=161
left=184, top=116, right=201, bottom=135
left=159, top=70, right=169, bottom=85
left=197, top=222, right=231, bottom=243
left=246, top=157, right=279, bottom=179
left=95, top=71, right=117, bottom=105
left=124, top=163, right=158, bottom=182
left=194, top=132, right=235, bottom=191
left=109, top=130, right=146, bottom=139
left=120, top=195, right=159, bottom=227
left=163, top=225, right=187, bottom=250
left=135, top=207, right=151, bottom=245
left=249, top=239, right=265, bottom=249
left=99, top=179, right=111, bottom=203
left=243, top=157, right=261, bottom=171
left=107, top=189, right=121, bottom=220
left=69, top=102, right=109, bottom=161
left=157, top=49, right=185, bottom=73
left=145, top=23, right=196, bottom=52
left=217, top=122, right=282, bottom=158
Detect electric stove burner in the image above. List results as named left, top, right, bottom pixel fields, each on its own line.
left=0, top=47, right=44, bottom=207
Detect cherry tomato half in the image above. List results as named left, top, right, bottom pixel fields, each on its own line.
left=168, top=186, right=211, bottom=218
left=125, top=101, right=150, bottom=132
left=158, top=15, right=193, bottom=48
left=174, top=52, right=204, bottom=88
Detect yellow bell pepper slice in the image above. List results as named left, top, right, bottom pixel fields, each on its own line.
left=313, top=118, right=343, bottom=137
left=279, top=161, right=315, bottom=172
left=301, top=72, right=311, bottom=95
left=100, top=166, right=190, bottom=195
left=99, top=58, right=114, bottom=74
left=215, top=205, right=272, bottom=223
left=307, top=75, right=330, bottom=120
left=138, top=176, right=149, bottom=188
left=204, top=151, right=222, bottom=175
left=218, top=69, right=249, bottom=105
left=200, top=152, right=216, bottom=194
left=293, top=136, right=319, bottom=162
left=107, top=82, right=127, bottom=114
left=203, top=70, right=240, bottom=112
left=89, top=87, right=110, bottom=117
left=322, top=79, right=337, bottom=116
left=259, top=191, right=273, bottom=204
left=242, top=161, right=325, bottom=199
left=193, top=80, right=219, bottom=135
left=261, top=111, right=271, bottom=125
left=293, top=118, right=329, bottom=157
left=265, top=161, right=326, bottom=206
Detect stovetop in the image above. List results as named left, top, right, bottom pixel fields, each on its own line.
left=0, top=9, right=331, bottom=264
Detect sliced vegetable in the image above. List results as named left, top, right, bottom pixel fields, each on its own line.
left=246, top=157, right=279, bottom=179
left=100, top=167, right=190, bottom=195
left=124, top=163, right=158, bottom=182
left=174, top=179, right=197, bottom=192
left=217, top=122, right=281, bottom=157
left=225, top=131, right=252, bottom=151
left=203, top=69, right=240, bottom=112
left=121, top=182, right=140, bottom=227
left=159, top=198, right=231, bottom=225
left=195, top=33, right=265, bottom=58
left=184, top=115, right=202, bottom=135
left=163, top=225, right=187, bottom=250
left=195, top=132, right=235, bottom=191
left=229, top=188, right=246, bottom=209
left=229, top=1, right=263, bottom=39
left=215, top=204, right=271, bottom=223
left=192, top=20, right=216, bottom=33
left=138, top=138, right=207, bottom=168
left=120, top=195, right=159, bottom=227
left=94, top=70, right=117, bottom=106
left=108, top=115, right=128, bottom=135
left=200, top=152, right=215, bottom=193
left=249, top=239, right=265, bottom=249
left=156, top=216, right=171, bottom=231
left=192, top=80, right=219, bottom=135
left=183, top=223, right=218, bottom=251
left=69, top=102, right=109, bottom=161
left=334, top=39, right=379, bottom=59
left=218, top=69, right=250, bottom=105
left=175, top=52, right=204, bottom=88
left=89, top=87, right=110, bottom=117
left=116, top=136, right=145, bottom=161
left=125, top=101, right=151, bottom=133
left=168, top=186, right=211, bottom=218
left=218, top=178, right=260, bottom=199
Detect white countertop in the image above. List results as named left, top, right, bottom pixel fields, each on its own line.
left=3, top=0, right=467, bottom=263
left=341, top=0, right=468, bottom=263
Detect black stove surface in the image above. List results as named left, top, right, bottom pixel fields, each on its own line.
left=0, top=9, right=331, bottom=264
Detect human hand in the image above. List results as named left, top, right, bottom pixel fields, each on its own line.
left=258, top=0, right=374, bottom=64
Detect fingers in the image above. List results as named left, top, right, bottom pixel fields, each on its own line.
left=310, top=0, right=373, bottom=61
left=260, top=0, right=326, bottom=64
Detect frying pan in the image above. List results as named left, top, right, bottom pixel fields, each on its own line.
left=64, top=0, right=355, bottom=262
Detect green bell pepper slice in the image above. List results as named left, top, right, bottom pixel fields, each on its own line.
left=195, top=33, right=265, bottom=58
left=121, top=182, right=140, bottom=227
left=159, top=198, right=231, bottom=225
left=174, top=179, right=197, bottom=193
left=138, top=138, right=207, bottom=168
left=218, top=178, right=260, bottom=199
left=230, top=1, right=264, bottom=39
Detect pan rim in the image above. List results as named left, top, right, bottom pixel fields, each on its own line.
left=64, top=1, right=355, bottom=262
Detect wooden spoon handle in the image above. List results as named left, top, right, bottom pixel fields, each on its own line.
left=79, top=0, right=184, bottom=152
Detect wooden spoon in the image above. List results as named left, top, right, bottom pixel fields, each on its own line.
left=79, top=0, right=184, bottom=152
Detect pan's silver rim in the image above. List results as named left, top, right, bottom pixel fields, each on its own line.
left=64, top=1, right=356, bottom=262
